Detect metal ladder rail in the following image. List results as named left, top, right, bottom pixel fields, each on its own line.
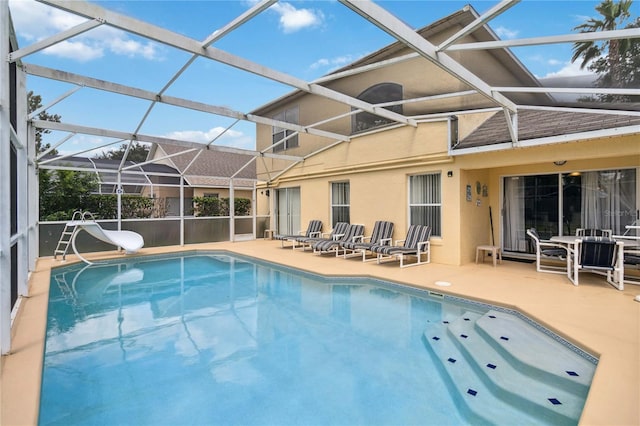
left=52, top=271, right=87, bottom=319
left=54, top=210, right=84, bottom=260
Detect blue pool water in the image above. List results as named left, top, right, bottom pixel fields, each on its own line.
left=40, top=252, right=597, bottom=425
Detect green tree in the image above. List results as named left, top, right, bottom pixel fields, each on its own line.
left=95, top=141, right=150, bottom=162
left=571, top=0, right=637, bottom=101
left=39, top=169, right=98, bottom=221
left=27, top=91, right=61, bottom=155
left=28, top=92, right=99, bottom=220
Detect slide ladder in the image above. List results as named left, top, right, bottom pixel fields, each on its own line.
left=54, top=211, right=84, bottom=261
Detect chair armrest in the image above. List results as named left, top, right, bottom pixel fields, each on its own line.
left=418, top=240, right=430, bottom=251
left=540, top=241, right=570, bottom=250
left=379, top=237, right=392, bottom=246
left=332, top=233, right=345, bottom=240
left=352, top=235, right=364, bottom=243
left=309, top=231, right=322, bottom=238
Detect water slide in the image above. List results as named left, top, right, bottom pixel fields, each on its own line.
left=70, top=220, right=144, bottom=265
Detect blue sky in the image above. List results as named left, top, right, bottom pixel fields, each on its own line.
left=8, top=0, right=639, bottom=156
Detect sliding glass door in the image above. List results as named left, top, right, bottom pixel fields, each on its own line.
left=503, top=168, right=637, bottom=254
left=276, top=187, right=300, bottom=236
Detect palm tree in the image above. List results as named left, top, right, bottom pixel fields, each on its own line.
left=571, top=0, right=633, bottom=88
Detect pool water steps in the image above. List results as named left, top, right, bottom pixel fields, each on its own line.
left=423, top=309, right=596, bottom=425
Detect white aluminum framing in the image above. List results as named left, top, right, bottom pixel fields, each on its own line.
left=1, top=1, right=11, bottom=354
left=3, top=0, right=640, bottom=355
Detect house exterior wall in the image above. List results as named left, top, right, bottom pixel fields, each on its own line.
left=253, top=15, right=639, bottom=266
left=260, top=121, right=639, bottom=266
left=192, top=188, right=252, bottom=200
left=453, top=135, right=639, bottom=264
left=254, top=28, right=541, bottom=183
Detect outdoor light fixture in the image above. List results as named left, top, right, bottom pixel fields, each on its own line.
left=447, top=171, right=453, bottom=177
left=553, top=160, right=567, bottom=166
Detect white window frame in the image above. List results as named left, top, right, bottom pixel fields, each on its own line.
left=272, top=106, right=299, bottom=152
left=331, top=181, right=350, bottom=226
left=408, top=172, right=442, bottom=236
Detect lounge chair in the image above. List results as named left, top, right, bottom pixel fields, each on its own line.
left=275, top=220, right=323, bottom=248
left=526, top=228, right=570, bottom=274
left=370, top=225, right=431, bottom=268
left=339, top=220, right=394, bottom=261
left=313, top=224, right=364, bottom=256
left=567, top=237, right=624, bottom=290
left=295, top=222, right=350, bottom=251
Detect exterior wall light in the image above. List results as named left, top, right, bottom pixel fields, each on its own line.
left=554, top=160, right=567, bottom=166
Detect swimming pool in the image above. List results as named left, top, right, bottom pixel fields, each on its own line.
left=40, top=251, right=597, bottom=425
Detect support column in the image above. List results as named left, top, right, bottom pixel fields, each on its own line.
left=1, top=0, right=12, bottom=355
left=229, top=180, right=235, bottom=242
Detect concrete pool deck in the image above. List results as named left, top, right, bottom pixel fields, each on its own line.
left=2, top=239, right=639, bottom=425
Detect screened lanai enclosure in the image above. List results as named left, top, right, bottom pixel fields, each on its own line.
left=2, top=0, right=639, bottom=355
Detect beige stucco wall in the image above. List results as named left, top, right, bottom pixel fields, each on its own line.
left=254, top=25, right=544, bottom=182
left=258, top=125, right=639, bottom=266
left=453, top=134, right=640, bottom=264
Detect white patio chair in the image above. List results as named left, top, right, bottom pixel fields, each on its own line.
left=526, top=228, right=570, bottom=275
left=567, top=237, right=624, bottom=290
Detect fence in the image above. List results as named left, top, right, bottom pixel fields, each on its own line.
left=39, top=215, right=271, bottom=256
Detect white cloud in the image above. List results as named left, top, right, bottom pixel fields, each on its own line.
left=9, top=0, right=164, bottom=62
left=309, top=54, right=362, bottom=72
left=542, top=60, right=596, bottom=79
left=42, top=40, right=104, bottom=62
left=270, top=2, right=324, bottom=33
left=165, top=127, right=255, bottom=150
left=495, top=26, right=519, bottom=39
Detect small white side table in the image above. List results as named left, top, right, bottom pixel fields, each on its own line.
left=476, top=245, right=502, bottom=267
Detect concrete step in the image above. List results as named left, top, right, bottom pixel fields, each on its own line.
left=448, top=312, right=587, bottom=425
left=424, top=321, right=544, bottom=425
left=475, top=309, right=595, bottom=395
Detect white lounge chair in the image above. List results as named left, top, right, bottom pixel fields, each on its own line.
left=275, top=219, right=323, bottom=248
left=371, top=225, right=431, bottom=268
left=339, top=220, right=394, bottom=261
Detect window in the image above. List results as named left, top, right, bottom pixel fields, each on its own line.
left=352, top=83, right=403, bottom=134
left=273, top=107, right=299, bottom=152
left=409, top=173, right=441, bottom=236
left=331, top=182, right=350, bottom=226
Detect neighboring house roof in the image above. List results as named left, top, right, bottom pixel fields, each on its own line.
left=40, top=155, right=181, bottom=194
left=150, top=143, right=256, bottom=189
left=456, top=109, right=640, bottom=151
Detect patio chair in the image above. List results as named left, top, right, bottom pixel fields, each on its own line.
left=275, top=220, right=323, bottom=248
left=576, top=228, right=612, bottom=238
left=371, top=224, right=431, bottom=268
left=568, top=237, right=624, bottom=290
left=526, top=228, right=570, bottom=275
left=313, top=224, right=365, bottom=256
left=339, top=220, right=394, bottom=261
left=295, top=222, right=350, bottom=251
